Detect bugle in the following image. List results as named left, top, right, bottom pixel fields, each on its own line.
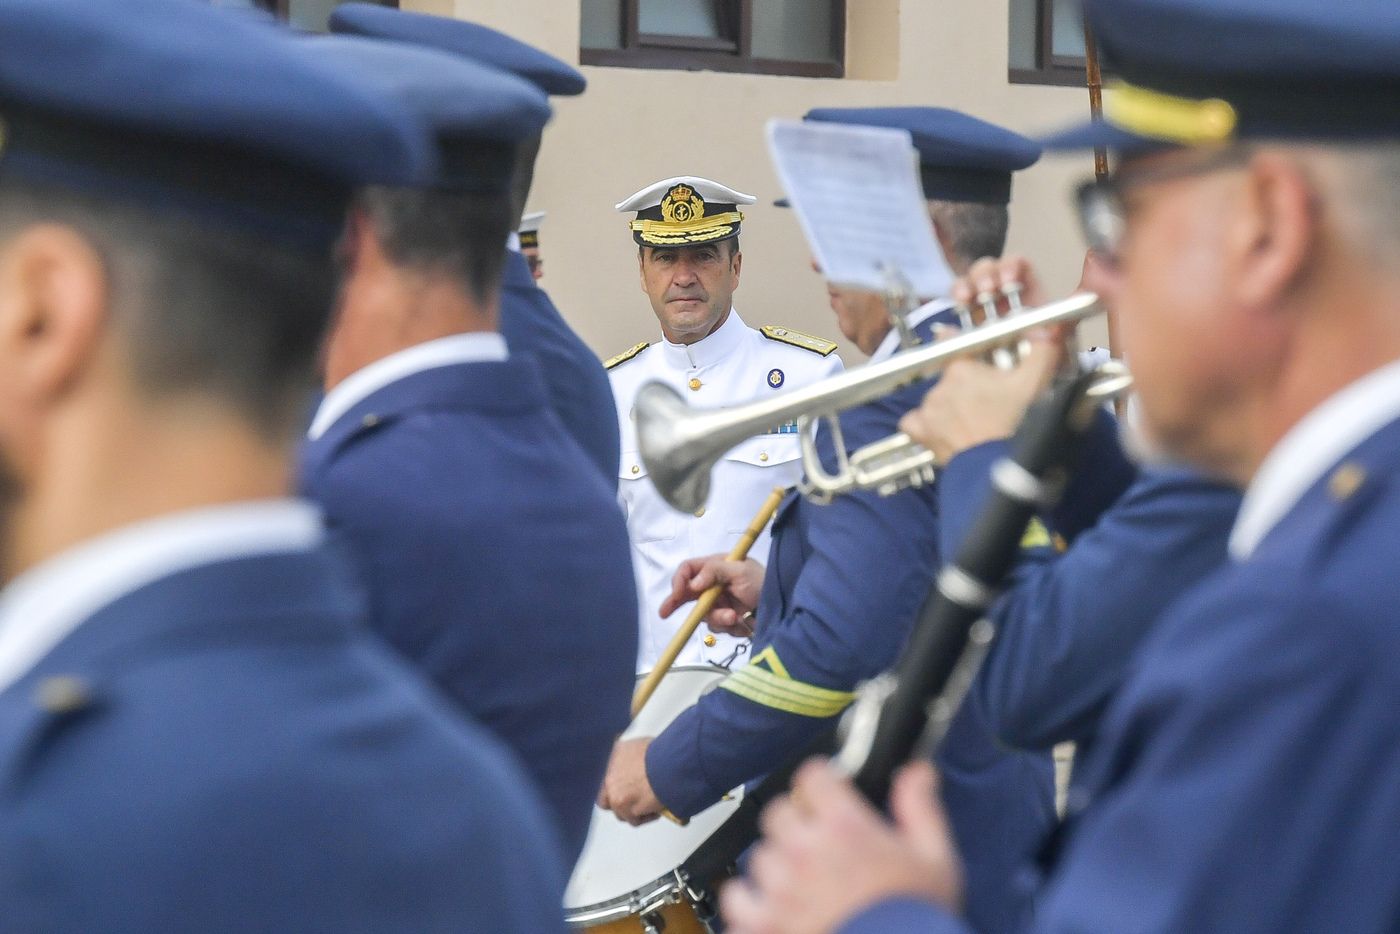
left=635, top=292, right=1104, bottom=514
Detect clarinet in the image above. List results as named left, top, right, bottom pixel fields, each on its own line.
left=680, top=365, right=1126, bottom=889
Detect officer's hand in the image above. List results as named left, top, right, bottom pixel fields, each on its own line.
left=953, top=254, right=1048, bottom=323
left=898, top=337, right=1065, bottom=463
left=660, top=555, right=766, bottom=635
left=721, top=759, right=963, bottom=934
left=597, top=737, right=665, bottom=826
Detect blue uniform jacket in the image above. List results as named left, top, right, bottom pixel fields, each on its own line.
left=647, top=314, right=1056, bottom=934
left=501, top=249, right=621, bottom=488
left=299, top=356, right=637, bottom=863
left=839, top=417, right=1400, bottom=933
left=0, top=545, right=567, bottom=933
left=937, top=439, right=1241, bottom=750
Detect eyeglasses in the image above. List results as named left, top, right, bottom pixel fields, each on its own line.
left=1074, top=146, right=1254, bottom=261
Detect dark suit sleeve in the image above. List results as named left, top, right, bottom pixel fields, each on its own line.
left=837, top=898, right=970, bottom=934
left=646, top=478, right=941, bottom=817
left=971, top=469, right=1239, bottom=750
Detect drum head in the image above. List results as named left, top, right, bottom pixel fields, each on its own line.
left=565, top=666, right=744, bottom=913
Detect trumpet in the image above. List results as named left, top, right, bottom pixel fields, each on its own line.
left=636, top=291, right=1110, bottom=514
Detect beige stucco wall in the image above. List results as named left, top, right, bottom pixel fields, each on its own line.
left=405, top=0, right=1108, bottom=362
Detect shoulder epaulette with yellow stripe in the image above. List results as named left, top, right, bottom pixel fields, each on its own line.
left=760, top=325, right=838, bottom=357
left=604, top=341, right=650, bottom=370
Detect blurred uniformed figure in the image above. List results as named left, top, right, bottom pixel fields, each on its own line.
left=298, top=34, right=636, bottom=864
left=518, top=210, right=546, bottom=280
left=602, top=112, right=1053, bottom=934
left=331, top=3, right=623, bottom=488
left=723, top=0, right=1400, bottom=932
left=898, top=254, right=1239, bottom=758
left=607, top=175, right=843, bottom=673
left=0, top=1, right=567, bottom=931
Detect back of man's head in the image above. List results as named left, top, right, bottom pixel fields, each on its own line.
left=353, top=183, right=513, bottom=306
left=0, top=179, right=333, bottom=442
left=928, top=200, right=1011, bottom=271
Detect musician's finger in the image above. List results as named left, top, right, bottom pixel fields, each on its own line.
left=758, top=793, right=806, bottom=847
left=889, top=762, right=949, bottom=860
left=720, top=877, right=770, bottom=934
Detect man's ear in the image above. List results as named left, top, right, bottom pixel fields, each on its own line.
left=1232, top=151, right=1317, bottom=313
left=637, top=246, right=649, bottom=293
left=730, top=246, right=742, bottom=287
left=0, top=223, right=108, bottom=406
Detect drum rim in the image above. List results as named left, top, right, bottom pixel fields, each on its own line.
left=564, top=871, right=687, bottom=926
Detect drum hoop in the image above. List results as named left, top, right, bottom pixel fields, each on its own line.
left=564, top=870, right=686, bottom=927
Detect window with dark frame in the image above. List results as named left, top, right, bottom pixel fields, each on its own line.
left=1009, top=0, right=1091, bottom=88
left=581, top=0, right=846, bottom=79
left=266, top=0, right=398, bottom=33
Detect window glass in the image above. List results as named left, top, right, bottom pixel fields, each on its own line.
left=751, top=0, right=839, bottom=63
left=581, top=0, right=624, bottom=49
left=1050, top=0, right=1086, bottom=60
left=637, top=0, right=724, bottom=38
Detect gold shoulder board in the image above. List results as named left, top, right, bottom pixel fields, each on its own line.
left=605, top=341, right=650, bottom=370
left=760, top=325, right=838, bottom=357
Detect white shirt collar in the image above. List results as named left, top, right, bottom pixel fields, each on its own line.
left=870, top=299, right=954, bottom=364
left=506, top=231, right=522, bottom=253
left=660, top=307, right=749, bottom=371
left=308, top=332, right=508, bottom=441
left=0, top=499, right=324, bottom=694
left=1229, top=357, right=1400, bottom=560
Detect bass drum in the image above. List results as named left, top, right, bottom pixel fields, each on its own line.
left=565, top=665, right=742, bottom=933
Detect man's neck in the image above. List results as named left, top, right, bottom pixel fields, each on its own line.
left=5, top=396, right=292, bottom=583
left=326, top=272, right=498, bottom=392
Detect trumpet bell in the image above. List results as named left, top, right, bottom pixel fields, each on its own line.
left=635, top=381, right=715, bottom=515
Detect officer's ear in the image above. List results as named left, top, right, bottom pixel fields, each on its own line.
left=728, top=240, right=742, bottom=285
left=637, top=245, right=649, bottom=292
left=0, top=222, right=109, bottom=410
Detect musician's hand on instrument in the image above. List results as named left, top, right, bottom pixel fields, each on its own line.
left=660, top=555, right=765, bottom=634
left=721, top=759, right=962, bottom=934
left=898, top=336, right=1065, bottom=462
left=953, top=254, right=1047, bottom=324
left=597, top=737, right=664, bottom=826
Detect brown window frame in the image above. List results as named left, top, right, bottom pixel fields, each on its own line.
left=1009, top=0, right=1090, bottom=88
left=582, top=0, right=846, bottom=79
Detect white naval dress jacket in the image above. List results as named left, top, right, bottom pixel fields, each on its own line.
left=608, top=309, right=844, bottom=673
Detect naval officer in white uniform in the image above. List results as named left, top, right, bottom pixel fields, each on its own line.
left=607, top=176, right=843, bottom=673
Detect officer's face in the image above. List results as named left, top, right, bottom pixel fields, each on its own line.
left=639, top=241, right=742, bottom=344
left=1083, top=146, right=1281, bottom=479
left=813, top=261, right=889, bottom=357
left=522, top=246, right=543, bottom=281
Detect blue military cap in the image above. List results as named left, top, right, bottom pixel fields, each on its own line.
left=804, top=107, right=1042, bottom=204
left=0, top=0, right=435, bottom=251
left=1043, top=0, right=1400, bottom=153
left=329, top=3, right=587, bottom=97
left=305, top=36, right=551, bottom=191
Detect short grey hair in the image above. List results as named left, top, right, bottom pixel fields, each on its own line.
left=927, top=200, right=1011, bottom=269
left=1299, top=142, right=1400, bottom=261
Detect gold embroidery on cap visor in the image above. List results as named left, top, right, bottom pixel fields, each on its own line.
left=1105, top=81, right=1238, bottom=145
left=631, top=210, right=744, bottom=245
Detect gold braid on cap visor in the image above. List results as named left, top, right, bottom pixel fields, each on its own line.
left=1105, top=81, right=1238, bottom=144
left=631, top=210, right=744, bottom=245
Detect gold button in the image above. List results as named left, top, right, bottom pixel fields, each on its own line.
left=35, top=675, right=91, bottom=714
left=688, top=378, right=702, bottom=391
left=1329, top=462, right=1366, bottom=500
left=703, top=635, right=717, bottom=647
left=694, top=507, right=706, bottom=517
left=758, top=452, right=769, bottom=462
left=631, top=465, right=640, bottom=475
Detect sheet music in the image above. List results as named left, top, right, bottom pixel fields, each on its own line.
left=767, top=118, right=953, bottom=299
